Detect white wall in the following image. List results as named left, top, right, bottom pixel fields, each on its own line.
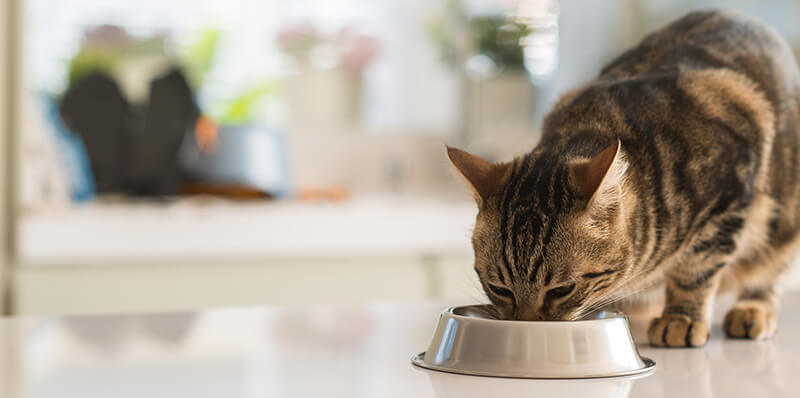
left=787, top=259, right=800, bottom=291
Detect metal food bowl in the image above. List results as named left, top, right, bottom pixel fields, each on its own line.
left=412, top=305, right=655, bottom=379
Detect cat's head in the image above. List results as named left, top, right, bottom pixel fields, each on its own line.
left=448, top=140, right=634, bottom=321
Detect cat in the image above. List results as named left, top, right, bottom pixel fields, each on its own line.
left=447, top=10, right=800, bottom=347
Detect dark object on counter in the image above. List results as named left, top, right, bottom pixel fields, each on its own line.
left=180, top=182, right=273, bottom=200
left=127, top=69, right=199, bottom=196
left=59, top=72, right=129, bottom=193
left=60, top=68, right=200, bottom=197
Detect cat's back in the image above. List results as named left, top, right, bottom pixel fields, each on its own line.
left=538, top=9, right=800, bottom=245
left=599, top=9, right=799, bottom=93
left=543, top=10, right=800, bottom=148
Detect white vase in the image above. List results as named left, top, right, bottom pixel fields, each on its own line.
left=285, top=66, right=363, bottom=132
left=464, top=69, right=534, bottom=135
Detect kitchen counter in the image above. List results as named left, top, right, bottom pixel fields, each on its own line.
left=18, top=195, right=476, bottom=264
left=2, top=293, right=799, bottom=397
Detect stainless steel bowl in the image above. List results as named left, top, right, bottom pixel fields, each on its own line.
left=412, top=305, right=654, bottom=379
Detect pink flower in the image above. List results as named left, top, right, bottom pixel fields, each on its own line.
left=338, top=29, right=379, bottom=74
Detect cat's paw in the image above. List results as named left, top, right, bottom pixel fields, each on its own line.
left=648, top=314, right=709, bottom=347
left=723, top=303, right=777, bottom=340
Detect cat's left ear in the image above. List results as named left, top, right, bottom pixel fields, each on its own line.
left=447, top=146, right=510, bottom=205
left=569, top=139, right=627, bottom=208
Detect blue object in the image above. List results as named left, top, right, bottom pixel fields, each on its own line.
left=179, top=124, right=291, bottom=197
left=40, top=95, right=96, bottom=202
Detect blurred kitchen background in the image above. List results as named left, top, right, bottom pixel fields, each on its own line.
left=1, top=0, right=799, bottom=315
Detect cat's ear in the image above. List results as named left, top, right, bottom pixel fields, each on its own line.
left=447, top=146, right=509, bottom=204
left=570, top=139, right=626, bottom=207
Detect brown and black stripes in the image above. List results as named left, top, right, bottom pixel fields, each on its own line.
left=691, top=216, right=745, bottom=257
left=498, top=152, right=575, bottom=285
left=674, top=262, right=727, bottom=291
left=450, top=10, right=800, bottom=343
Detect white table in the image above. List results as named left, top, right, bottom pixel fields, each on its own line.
left=1, top=294, right=799, bottom=398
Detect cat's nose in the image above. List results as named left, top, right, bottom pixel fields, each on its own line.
left=516, top=307, right=545, bottom=321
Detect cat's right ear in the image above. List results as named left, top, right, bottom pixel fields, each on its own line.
left=447, top=146, right=509, bottom=204
left=569, top=139, right=626, bottom=208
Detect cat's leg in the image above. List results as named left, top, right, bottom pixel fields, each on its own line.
left=723, top=257, right=788, bottom=339
left=648, top=262, right=725, bottom=348
left=724, top=285, right=779, bottom=339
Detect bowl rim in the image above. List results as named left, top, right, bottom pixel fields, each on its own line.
left=411, top=352, right=656, bottom=380
left=445, top=305, right=627, bottom=324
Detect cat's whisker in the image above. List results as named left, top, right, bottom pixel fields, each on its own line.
left=576, top=280, right=659, bottom=318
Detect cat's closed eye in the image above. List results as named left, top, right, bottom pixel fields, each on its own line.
left=546, top=283, right=576, bottom=300
left=487, top=284, right=515, bottom=302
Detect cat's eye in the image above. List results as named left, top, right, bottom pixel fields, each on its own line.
left=546, top=283, right=576, bottom=300
left=487, top=284, right=515, bottom=301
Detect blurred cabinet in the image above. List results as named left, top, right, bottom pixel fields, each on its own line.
left=434, top=255, right=483, bottom=302
left=12, top=197, right=479, bottom=315
left=15, top=257, right=433, bottom=315
left=14, top=254, right=482, bottom=316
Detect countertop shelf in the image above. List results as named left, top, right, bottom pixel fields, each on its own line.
left=17, top=195, right=476, bottom=265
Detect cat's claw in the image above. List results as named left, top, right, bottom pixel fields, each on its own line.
left=723, top=304, right=776, bottom=340
left=648, top=314, right=709, bottom=348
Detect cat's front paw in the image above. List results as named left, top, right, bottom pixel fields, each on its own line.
left=723, top=303, right=777, bottom=340
left=648, top=314, right=709, bottom=347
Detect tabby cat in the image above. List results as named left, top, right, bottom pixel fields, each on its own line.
left=448, top=10, right=800, bottom=347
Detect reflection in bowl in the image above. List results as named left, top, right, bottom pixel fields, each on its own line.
left=419, top=368, right=646, bottom=398
left=412, top=305, right=655, bottom=379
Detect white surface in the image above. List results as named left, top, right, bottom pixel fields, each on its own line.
left=1, top=295, right=800, bottom=398
left=17, top=195, right=476, bottom=264
left=12, top=256, right=437, bottom=315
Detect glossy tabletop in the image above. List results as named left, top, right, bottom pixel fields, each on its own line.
left=1, top=293, right=799, bottom=398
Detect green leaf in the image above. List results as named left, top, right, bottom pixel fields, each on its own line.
left=180, top=29, right=221, bottom=89
left=67, top=48, right=120, bottom=87
left=218, top=81, right=281, bottom=124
